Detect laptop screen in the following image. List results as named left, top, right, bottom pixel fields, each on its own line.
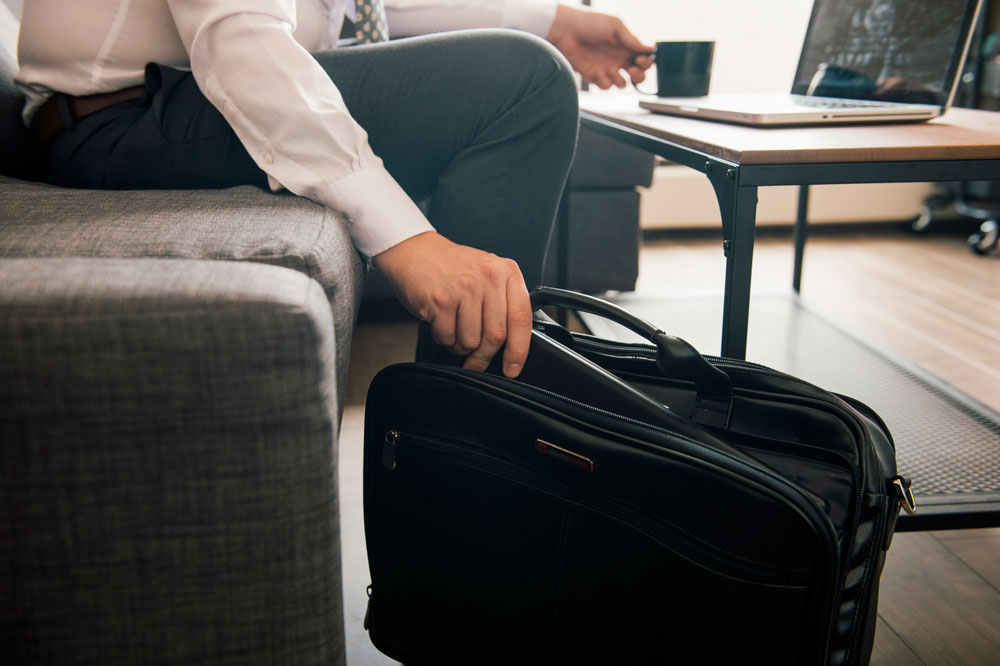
left=790, top=0, right=982, bottom=107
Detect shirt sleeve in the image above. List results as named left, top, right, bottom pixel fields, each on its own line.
left=166, top=0, right=434, bottom=260
left=385, top=0, right=558, bottom=38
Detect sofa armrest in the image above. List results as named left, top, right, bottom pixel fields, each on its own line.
left=0, top=257, right=346, bottom=665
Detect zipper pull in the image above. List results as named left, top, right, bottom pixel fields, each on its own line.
left=891, top=476, right=916, bottom=515
left=383, top=429, right=399, bottom=471
left=364, top=584, right=373, bottom=631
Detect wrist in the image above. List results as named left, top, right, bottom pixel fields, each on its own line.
left=546, top=4, right=580, bottom=44
left=372, top=231, right=442, bottom=274
left=505, top=0, right=560, bottom=37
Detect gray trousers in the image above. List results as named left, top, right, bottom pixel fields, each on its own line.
left=45, top=30, right=580, bottom=286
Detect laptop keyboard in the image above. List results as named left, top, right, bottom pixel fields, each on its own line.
left=793, top=96, right=894, bottom=109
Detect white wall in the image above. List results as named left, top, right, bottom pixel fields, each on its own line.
left=590, top=0, right=933, bottom=228
left=2, top=0, right=21, bottom=19
left=0, top=0, right=17, bottom=49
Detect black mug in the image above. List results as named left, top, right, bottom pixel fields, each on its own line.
left=637, top=41, right=715, bottom=97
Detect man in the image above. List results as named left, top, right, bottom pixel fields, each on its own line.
left=15, top=0, right=651, bottom=377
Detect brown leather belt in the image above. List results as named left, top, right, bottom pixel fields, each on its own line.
left=31, top=85, right=145, bottom=149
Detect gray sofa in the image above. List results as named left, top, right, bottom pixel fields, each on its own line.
left=1, top=14, right=363, bottom=665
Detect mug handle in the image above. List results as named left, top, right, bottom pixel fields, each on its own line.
left=631, top=51, right=659, bottom=96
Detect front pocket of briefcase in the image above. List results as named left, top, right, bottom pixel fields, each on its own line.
left=366, top=429, right=824, bottom=666
left=365, top=430, right=571, bottom=665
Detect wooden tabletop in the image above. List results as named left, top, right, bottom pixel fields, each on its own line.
left=579, top=91, right=1000, bottom=166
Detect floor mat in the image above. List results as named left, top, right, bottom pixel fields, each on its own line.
left=577, top=293, right=1000, bottom=531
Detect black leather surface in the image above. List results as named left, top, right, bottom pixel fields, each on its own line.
left=367, top=292, right=901, bottom=666
left=364, top=365, right=834, bottom=665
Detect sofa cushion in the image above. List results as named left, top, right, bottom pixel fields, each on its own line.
left=0, top=176, right=366, bottom=398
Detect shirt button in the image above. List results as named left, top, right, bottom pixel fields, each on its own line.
left=262, top=152, right=274, bottom=164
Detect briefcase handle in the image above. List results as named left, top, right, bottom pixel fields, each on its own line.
left=530, top=287, right=733, bottom=428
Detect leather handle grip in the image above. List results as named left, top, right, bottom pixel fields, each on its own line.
left=530, top=287, right=733, bottom=428
left=531, top=287, right=660, bottom=341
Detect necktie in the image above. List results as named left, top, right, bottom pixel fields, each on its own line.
left=355, top=0, right=389, bottom=44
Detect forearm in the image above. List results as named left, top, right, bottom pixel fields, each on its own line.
left=168, top=2, right=433, bottom=258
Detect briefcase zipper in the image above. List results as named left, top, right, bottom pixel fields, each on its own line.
left=410, top=365, right=838, bottom=537
left=384, top=427, right=811, bottom=586
left=383, top=429, right=399, bottom=471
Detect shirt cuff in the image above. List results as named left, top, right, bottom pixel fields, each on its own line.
left=503, top=0, right=558, bottom=37
left=324, top=167, right=436, bottom=260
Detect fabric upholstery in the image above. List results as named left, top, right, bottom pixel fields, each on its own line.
left=566, top=126, right=655, bottom=190
left=0, top=257, right=347, bottom=665
left=2, top=14, right=359, bottom=665
left=0, top=176, right=366, bottom=402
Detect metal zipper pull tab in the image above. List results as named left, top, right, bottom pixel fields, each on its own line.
left=891, top=476, right=916, bottom=515
left=364, top=584, right=373, bottom=631
left=383, top=429, right=399, bottom=471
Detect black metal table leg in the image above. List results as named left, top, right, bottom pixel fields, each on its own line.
left=793, top=185, right=810, bottom=293
left=709, top=167, right=759, bottom=360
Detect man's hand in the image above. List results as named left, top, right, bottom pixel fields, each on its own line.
left=372, top=232, right=533, bottom=378
left=546, top=5, right=653, bottom=90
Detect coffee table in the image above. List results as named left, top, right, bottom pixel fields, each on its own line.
left=577, top=93, right=1000, bottom=528
left=579, top=91, right=1000, bottom=359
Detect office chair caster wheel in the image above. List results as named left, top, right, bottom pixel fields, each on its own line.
left=909, top=204, right=934, bottom=233
left=968, top=219, right=998, bottom=256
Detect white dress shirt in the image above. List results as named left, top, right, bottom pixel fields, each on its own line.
left=15, top=0, right=558, bottom=259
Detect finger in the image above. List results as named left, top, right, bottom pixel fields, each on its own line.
left=430, top=309, right=459, bottom=352
left=631, top=54, right=654, bottom=70
left=609, top=68, right=628, bottom=89
left=589, top=71, right=613, bottom=90
left=427, top=290, right=460, bottom=350
left=453, top=288, right=484, bottom=356
left=501, top=272, right=532, bottom=378
left=462, top=281, right=507, bottom=373
left=627, top=65, right=647, bottom=85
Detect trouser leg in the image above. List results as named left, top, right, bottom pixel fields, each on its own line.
left=315, top=30, right=579, bottom=285
left=45, top=30, right=579, bottom=286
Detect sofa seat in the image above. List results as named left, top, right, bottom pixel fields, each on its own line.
left=0, top=176, right=365, bottom=402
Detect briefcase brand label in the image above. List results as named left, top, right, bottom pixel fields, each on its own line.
left=534, top=439, right=595, bottom=473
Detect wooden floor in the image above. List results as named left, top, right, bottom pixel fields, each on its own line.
left=341, top=223, right=1000, bottom=665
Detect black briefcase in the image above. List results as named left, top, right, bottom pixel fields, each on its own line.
left=362, top=288, right=914, bottom=666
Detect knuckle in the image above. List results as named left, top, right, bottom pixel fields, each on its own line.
left=479, top=257, right=507, bottom=284
left=459, top=331, right=481, bottom=351
left=479, top=263, right=500, bottom=285
left=434, top=332, right=457, bottom=348
left=500, top=257, right=520, bottom=274
left=509, top=307, right=534, bottom=329
left=429, top=288, right=458, bottom=311
left=455, top=273, right=478, bottom=294
left=484, top=328, right=507, bottom=347
left=464, top=354, right=490, bottom=371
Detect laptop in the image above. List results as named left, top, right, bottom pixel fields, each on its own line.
left=640, top=0, right=984, bottom=126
